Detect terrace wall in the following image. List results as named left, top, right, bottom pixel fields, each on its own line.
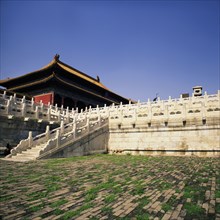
left=108, top=123, right=220, bottom=157
left=108, top=91, right=220, bottom=157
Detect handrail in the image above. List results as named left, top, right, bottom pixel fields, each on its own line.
left=37, top=122, right=109, bottom=160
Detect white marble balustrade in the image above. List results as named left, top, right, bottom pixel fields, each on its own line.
left=4, top=89, right=220, bottom=159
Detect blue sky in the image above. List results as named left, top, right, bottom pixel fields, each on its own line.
left=0, top=0, right=219, bottom=102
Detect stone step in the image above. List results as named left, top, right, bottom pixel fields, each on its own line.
left=21, top=145, right=45, bottom=153
left=1, top=157, right=33, bottom=162
left=22, top=149, right=41, bottom=154
left=11, top=154, right=35, bottom=159
left=22, top=152, right=39, bottom=156
left=23, top=148, right=42, bottom=153
left=9, top=143, right=47, bottom=161
left=20, top=152, right=39, bottom=156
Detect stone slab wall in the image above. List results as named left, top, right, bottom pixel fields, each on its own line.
left=108, top=118, right=220, bottom=157
left=0, top=116, right=59, bottom=148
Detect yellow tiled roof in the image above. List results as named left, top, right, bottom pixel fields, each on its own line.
left=0, top=56, right=110, bottom=91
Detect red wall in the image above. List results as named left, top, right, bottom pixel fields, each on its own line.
left=34, top=93, right=53, bottom=105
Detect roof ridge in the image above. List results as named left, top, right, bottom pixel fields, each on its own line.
left=57, top=59, right=98, bottom=82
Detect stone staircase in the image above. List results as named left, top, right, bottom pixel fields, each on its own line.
left=4, top=107, right=109, bottom=162
left=4, top=144, right=46, bottom=162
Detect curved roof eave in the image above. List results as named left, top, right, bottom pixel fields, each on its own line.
left=0, top=60, right=56, bottom=86
left=7, top=74, right=55, bottom=91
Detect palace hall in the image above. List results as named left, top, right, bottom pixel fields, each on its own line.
left=0, top=55, right=130, bottom=110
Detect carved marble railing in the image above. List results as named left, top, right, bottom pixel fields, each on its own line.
left=2, top=89, right=219, bottom=126
left=0, top=91, right=78, bottom=123
left=7, top=109, right=109, bottom=158
left=38, top=117, right=108, bottom=158
left=108, top=90, right=220, bottom=126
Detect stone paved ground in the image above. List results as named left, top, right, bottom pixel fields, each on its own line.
left=0, top=155, right=220, bottom=220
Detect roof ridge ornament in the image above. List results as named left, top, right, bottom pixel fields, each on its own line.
left=96, top=75, right=100, bottom=82
left=54, top=54, right=60, bottom=61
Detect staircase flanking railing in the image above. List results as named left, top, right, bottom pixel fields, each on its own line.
left=37, top=117, right=108, bottom=159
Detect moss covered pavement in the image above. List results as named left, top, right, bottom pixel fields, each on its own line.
left=0, top=155, right=220, bottom=220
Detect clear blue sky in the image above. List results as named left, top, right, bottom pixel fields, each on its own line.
left=0, top=0, right=219, bottom=102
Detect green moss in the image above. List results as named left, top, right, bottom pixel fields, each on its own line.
left=183, top=185, right=205, bottom=201
left=138, top=196, right=149, bottom=208
left=0, top=194, right=15, bottom=202
left=215, top=190, right=220, bottom=198
left=28, top=203, right=45, bottom=212
left=60, top=202, right=94, bottom=219
left=50, top=199, right=68, bottom=208
left=101, top=206, right=112, bottom=215
left=27, top=191, right=48, bottom=201
left=136, top=214, right=149, bottom=220
left=104, top=194, right=116, bottom=204
left=131, top=184, right=145, bottom=195
left=60, top=210, right=76, bottom=220
left=46, top=183, right=60, bottom=192
left=216, top=203, right=220, bottom=214
left=184, top=203, right=205, bottom=218
left=85, top=193, right=96, bottom=202
left=53, top=208, right=65, bottom=215
left=161, top=203, right=172, bottom=212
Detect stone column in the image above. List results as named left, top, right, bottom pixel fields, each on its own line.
left=31, top=98, right=35, bottom=111
left=2, top=91, right=6, bottom=99
left=47, top=105, right=51, bottom=121
left=56, top=130, right=60, bottom=147
left=22, top=96, right=26, bottom=103
left=6, top=99, right=11, bottom=115
left=28, top=131, right=33, bottom=148
left=35, top=106, right=39, bottom=119
left=45, top=125, right=50, bottom=141
left=60, top=121, right=64, bottom=134
left=21, top=102, right=26, bottom=117
left=72, top=122, right=76, bottom=139
left=57, top=110, right=61, bottom=123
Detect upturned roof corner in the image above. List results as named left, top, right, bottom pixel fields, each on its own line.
left=54, top=54, right=60, bottom=62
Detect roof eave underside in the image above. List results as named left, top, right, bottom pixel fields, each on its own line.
left=7, top=74, right=121, bottom=104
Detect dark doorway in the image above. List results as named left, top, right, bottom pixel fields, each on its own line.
left=63, top=97, right=74, bottom=109
left=54, top=94, right=62, bottom=107
left=77, top=101, right=87, bottom=112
